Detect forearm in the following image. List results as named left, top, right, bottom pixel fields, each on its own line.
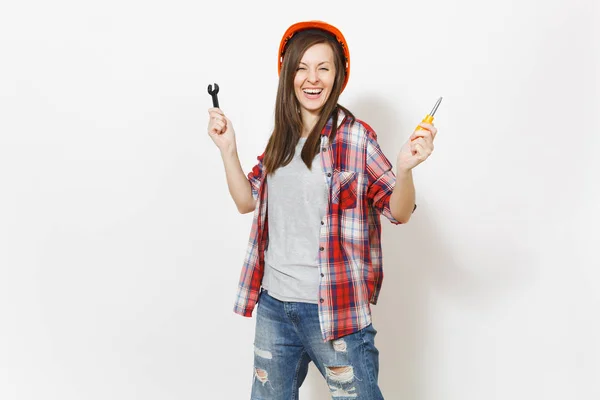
left=220, top=147, right=255, bottom=213
left=389, top=167, right=416, bottom=223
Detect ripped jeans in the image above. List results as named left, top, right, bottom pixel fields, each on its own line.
left=251, top=290, right=384, bottom=400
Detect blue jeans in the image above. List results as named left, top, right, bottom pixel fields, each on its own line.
left=251, top=290, right=384, bottom=399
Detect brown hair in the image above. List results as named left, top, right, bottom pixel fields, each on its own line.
left=262, top=29, right=354, bottom=175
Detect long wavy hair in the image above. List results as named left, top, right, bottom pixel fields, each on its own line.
left=262, top=29, right=354, bottom=175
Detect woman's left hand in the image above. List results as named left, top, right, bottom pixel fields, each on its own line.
left=397, top=122, right=438, bottom=172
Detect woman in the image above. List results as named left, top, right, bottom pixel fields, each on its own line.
left=207, top=20, right=437, bottom=400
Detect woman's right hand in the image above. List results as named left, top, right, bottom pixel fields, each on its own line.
left=207, top=108, right=237, bottom=154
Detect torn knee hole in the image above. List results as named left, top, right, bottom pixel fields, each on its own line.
left=326, top=366, right=354, bottom=382
left=255, top=368, right=268, bottom=383
left=254, top=346, right=273, bottom=359
left=329, top=366, right=352, bottom=374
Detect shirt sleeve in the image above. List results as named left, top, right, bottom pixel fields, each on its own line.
left=247, top=151, right=266, bottom=201
left=365, top=130, right=416, bottom=224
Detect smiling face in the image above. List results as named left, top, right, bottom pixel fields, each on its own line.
left=293, top=43, right=336, bottom=117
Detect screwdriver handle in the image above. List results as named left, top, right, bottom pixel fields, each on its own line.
left=413, top=96, right=442, bottom=137
left=415, top=114, right=434, bottom=131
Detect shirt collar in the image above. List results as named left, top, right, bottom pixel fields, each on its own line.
left=321, top=108, right=347, bottom=137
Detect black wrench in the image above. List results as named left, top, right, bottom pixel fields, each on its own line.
left=207, top=83, right=220, bottom=108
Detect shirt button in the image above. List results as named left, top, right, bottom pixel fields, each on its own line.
left=320, top=273, right=324, bottom=277
left=319, top=246, right=324, bottom=251
left=321, top=221, right=324, bottom=225
left=322, top=147, right=327, bottom=152
left=319, top=298, right=324, bottom=303
left=327, top=172, right=331, bottom=177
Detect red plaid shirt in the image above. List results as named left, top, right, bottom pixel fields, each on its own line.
left=233, top=109, right=414, bottom=341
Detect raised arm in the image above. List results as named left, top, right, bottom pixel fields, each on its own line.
left=208, top=108, right=256, bottom=214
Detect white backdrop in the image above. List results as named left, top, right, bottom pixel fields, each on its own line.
left=1, top=0, right=599, bottom=399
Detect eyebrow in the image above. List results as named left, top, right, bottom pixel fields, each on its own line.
left=299, top=61, right=331, bottom=66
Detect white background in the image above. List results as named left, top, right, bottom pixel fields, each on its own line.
left=1, top=0, right=599, bottom=399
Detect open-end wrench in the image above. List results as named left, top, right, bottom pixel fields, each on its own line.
left=207, top=83, right=220, bottom=108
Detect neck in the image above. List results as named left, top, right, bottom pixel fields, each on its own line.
left=300, top=109, right=320, bottom=137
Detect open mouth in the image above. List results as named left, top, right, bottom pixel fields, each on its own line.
left=303, top=88, right=323, bottom=95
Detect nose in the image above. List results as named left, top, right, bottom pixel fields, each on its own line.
left=307, top=67, right=319, bottom=83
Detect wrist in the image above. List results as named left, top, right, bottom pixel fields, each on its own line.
left=396, top=164, right=413, bottom=176
left=220, top=145, right=238, bottom=158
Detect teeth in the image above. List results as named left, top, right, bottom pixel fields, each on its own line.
left=303, top=89, right=323, bottom=94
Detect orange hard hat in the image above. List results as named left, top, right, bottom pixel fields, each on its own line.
left=278, top=20, right=350, bottom=92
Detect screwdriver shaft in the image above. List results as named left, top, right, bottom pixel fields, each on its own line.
left=429, top=97, right=443, bottom=117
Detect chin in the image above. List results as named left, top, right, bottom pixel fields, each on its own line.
left=300, top=101, right=328, bottom=114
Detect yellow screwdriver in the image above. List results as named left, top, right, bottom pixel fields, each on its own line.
left=414, top=96, right=443, bottom=134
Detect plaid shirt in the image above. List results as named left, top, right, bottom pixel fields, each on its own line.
left=234, top=109, right=413, bottom=342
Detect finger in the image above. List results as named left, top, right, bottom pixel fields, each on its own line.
left=419, top=122, right=435, bottom=129
left=212, top=115, right=226, bottom=125
left=410, top=142, right=420, bottom=157
left=415, top=138, right=433, bottom=155
left=410, top=142, right=421, bottom=156
left=214, top=121, right=225, bottom=132
left=209, top=114, right=225, bottom=124
left=410, top=130, right=434, bottom=144
left=419, top=122, right=438, bottom=138
left=414, top=143, right=428, bottom=159
left=411, top=137, right=424, bottom=146
left=208, top=108, right=225, bottom=117
left=417, top=142, right=434, bottom=159
left=415, top=134, right=434, bottom=149
left=411, top=129, right=432, bottom=140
